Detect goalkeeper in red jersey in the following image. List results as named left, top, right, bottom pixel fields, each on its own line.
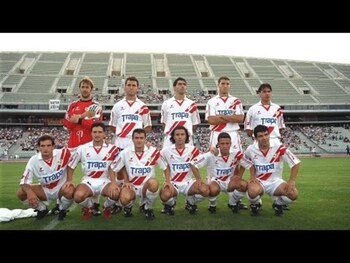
left=51, top=76, right=104, bottom=216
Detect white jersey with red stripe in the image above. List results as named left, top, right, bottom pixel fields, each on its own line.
left=243, top=142, right=300, bottom=182
left=160, top=145, right=202, bottom=183
left=109, top=98, right=151, bottom=149
left=111, top=145, right=165, bottom=186
left=161, top=96, right=200, bottom=136
left=205, top=95, right=244, bottom=132
left=194, top=149, right=244, bottom=182
left=69, top=141, right=120, bottom=180
left=20, top=148, right=71, bottom=190
left=244, top=101, right=285, bottom=140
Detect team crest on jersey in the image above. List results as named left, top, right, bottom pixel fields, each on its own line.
left=257, top=111, right=261, bottom=114
left=86, top=153, right=90, bottom=158
left=39, top=167, right=44, bottom=172
left=216, top=102, right=220, bottom=106
left=253, top=154, right=258, bottom=159
left=170, top=155, right=174, bottom=159
left=120, top=106, right=124, bottom=111
left=57, top=160, right=62, bottom=165
left=129, top=157, right=134, bottom=162
left=170, top=104, right=174, bottom=108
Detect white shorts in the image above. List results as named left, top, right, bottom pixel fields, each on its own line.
left=171, top=179, right=196, bottom=196
left=209, top=130, right=241, bottom=151
left=257, top=177, right=285, bottom=196
left=82, top=177, right=111, bottom=196
left=131, top=175, right=153, bottom=197
left=207, top=176, right=231, bottom=193
left=162, top=134, right=194, bottom=149
left=41, top=179, right=66, bottom=201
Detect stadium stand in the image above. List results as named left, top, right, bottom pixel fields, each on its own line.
left=1, top=51, right=350, bottom=158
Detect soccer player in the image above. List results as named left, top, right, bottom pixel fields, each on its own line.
left=17, top=135, right=74, bottom=220
left=161, top=77, right=200, bottom=149
left=244, top=83, right=285, bottom=145
left=205, top=76, right=244, bottom=151
left=109, top=76, right=152, bottom=149
left=69, top=122, right=120, bottom=220
left=159, top=126, right=209, bottom=216
left=243, top=125, right=300, bottom=216
left=111, top=128, right=165, bottom=220
left=244, top=83, right=288, bottom=209
left=193, top=132, right=248, bottom=214
left=109, top=76, right=152, bottom=213
left=58, top=76, right=103, bottom=216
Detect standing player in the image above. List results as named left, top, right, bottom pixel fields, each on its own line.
left=161, top=77, right=200, bottom=149
left=56, top=76, right=103, bottom=216
left=17, top=135, right=74, bottom=221
left=243, top=125, right=300, bottom=216
left=244, top=83, right=285, bottom=145
left=109, top=76, right=152, bottom=149
left=194, top=132, right=248, bottom=214
left=244, top=83, right=287, bottom=209
left=206, top=76, right=244, bottom=151
left=109, top=76, right=152, bottom=213
left=111, top=129, right=165, bottom=220
left=69, top=122, right=120, bottom=220
left=159, top=126, right=209, bottom=215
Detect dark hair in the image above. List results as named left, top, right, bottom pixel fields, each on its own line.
left=125, top=76, right=139, bottom=87
left=37, top=134, right=55, bottom=146
left=257, top=83, right=272, bottom=93
left=91, top=122, right=106, bottom=132
left=217, top=132, right=231, bottom=142
left=170, top=126, right=189, bottom=144
left=218, top=76, right=230, bottom=85
left=173, top=77, right=187, bottom=87
left=253, top=125, right=269, bottom=138
left=132, top=128, right=146, bottom=138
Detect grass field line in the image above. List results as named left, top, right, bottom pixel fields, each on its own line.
left=41, top=203, right=78, bottom=230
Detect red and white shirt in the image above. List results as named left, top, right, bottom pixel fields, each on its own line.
left=244, top=101, right=285, bottom=140
left=109, top=98, right=151, bottom=149
left=243, top=142, right=300, bottom=181
left=160, top=145, right=202, bottom=183
left=205, top=95, right=244, bottom=132
left=20, top=148, right=72, bottom=189
left=111, top=145, right=165, bottom=186
left=161, top=96, right=200, bottom=136
left=194, top=149, right=245, bottom=181
left=69, top=141, right=120, bottom=180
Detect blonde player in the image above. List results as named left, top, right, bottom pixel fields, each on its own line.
left=17, top=135, right=74, bottom=221
left=161, top=77, right=200, bottom=149
left=205, top=76, right=244, bottom=151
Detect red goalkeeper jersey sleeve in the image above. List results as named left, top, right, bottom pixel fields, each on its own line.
left=62, top=99, right=103, bottom=148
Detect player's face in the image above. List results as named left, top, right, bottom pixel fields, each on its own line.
left=218, top=138, right=231, bottom=155
left=218, top=80, right=230, bottom=96
left=259, top=88, right=272, bottom=102
left=91, top=127, right=105, bottom=143
left=174, top=81, right=187, bottom=96
left=38, top=140, right=54, bottom=159
left=256, top=131, right=270, bottom=149
left=132, top=132, right=146, bottom=149
left=174, top=129, right=187, bottom=146
left=124, top=80, right=138, bottom=97
left=80, top=81, right=93, bottom=99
